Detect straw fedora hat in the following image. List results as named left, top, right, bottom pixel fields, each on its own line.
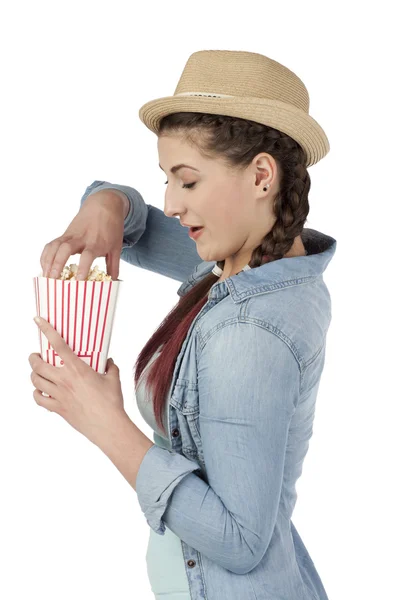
left=138, top=49, right=330, bottom=168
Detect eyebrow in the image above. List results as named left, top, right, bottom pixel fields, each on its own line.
left=158, top=163, right=200, bottom=174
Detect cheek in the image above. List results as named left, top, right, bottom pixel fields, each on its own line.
left=202, top=182, right=243, bottom=232
left=218, top=196, right=243, bottom=231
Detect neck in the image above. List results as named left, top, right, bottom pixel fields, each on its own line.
left=218, top=237, right=307, bottom=283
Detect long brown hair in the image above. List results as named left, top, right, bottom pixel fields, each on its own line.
left=133, top=112, right=311, bottom=435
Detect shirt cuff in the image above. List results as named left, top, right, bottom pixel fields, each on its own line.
left=135, top=444, right=202, bottom=535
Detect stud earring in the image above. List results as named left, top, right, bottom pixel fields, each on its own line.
left=263, top=184, right=270, bottom=192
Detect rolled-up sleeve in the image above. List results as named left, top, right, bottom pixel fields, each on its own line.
left=135, top=444, right=203, bottom=534
left=134, top=322, right=301, bottom=575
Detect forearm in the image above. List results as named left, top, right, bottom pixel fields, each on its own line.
left=95, top=412, right=154, bottom=492
left=97, top=413, right=263, bottom=573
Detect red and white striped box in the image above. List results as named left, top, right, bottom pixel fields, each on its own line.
left=33, top=276, right=122, bottom=385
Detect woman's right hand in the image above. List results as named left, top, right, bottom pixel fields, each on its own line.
left=40, top=190, right=128, bottom=281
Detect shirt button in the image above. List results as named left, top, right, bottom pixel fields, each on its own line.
left=187, top=559, right=196, bottom=568
left=171, top=428, right=180, bottom=438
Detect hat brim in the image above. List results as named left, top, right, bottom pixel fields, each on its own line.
left=138, top=95, right=329, bottom=168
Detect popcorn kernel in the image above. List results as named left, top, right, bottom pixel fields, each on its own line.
left=55, top=263, right=112, bottom=282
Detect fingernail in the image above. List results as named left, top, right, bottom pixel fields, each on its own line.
left=34, top=316, right=41, bottom=325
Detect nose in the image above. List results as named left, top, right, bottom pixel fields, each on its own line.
left=164, top=208, right=181, bottom=218
left=164, top=202, right=184, bottom=219
left=163, top=186, right=190, bottom=220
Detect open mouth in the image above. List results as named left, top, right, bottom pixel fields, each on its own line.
left=190, top=226, right=203, bottom=232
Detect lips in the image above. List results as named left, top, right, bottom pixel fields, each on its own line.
left=188, top=226, right=205, bottom=240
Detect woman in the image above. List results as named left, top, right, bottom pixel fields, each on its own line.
left=40, top=50, right=335, bottom=599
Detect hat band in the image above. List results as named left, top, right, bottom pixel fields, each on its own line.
left=175, top=91, right=235, bottom=99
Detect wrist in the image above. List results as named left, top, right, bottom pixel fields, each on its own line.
left=85, top=190, right=130, bottom=220
left=95, top=412, right=155, bottom=491
left=110, top=190, right=130, bottom=220
left=92, top=408, right=132, bottom=450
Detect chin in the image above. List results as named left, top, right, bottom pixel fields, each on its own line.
left=198, top=248, right=222, bottom=263
left=196, top=240, right=228, bottom=264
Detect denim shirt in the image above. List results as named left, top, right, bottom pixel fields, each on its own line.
left=80, top=181, right=336, bottom=600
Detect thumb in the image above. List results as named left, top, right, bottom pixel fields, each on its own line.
left=106, top=357, right=119, bottom=374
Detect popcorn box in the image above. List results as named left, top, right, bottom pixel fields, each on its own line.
left=33, top=273, right=122, bottom=386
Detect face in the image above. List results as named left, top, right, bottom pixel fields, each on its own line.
left=158, top=134, right=282, bottom=278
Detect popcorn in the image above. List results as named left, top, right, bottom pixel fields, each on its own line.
left=57, top=263, right=112, bottom=282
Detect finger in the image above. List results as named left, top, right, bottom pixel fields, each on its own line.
left=31, top=371, right=58, bottom=398
left=41, top=240, right=62, bottom=277
left=76, top=248, right=96, bottom=280
left=34, top=317, right=78, bottom=367
left=33, top=388, right=59, bottom=412
left=29, top=352, right=63, bottom=383
left=106, top=249, right=120, bottom=281
left=45, top=240, right=77, bottom=279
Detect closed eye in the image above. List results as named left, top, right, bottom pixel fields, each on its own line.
left=164, top=181, right=196, bottom=189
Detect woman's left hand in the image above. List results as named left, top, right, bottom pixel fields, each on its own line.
left=29, top=316, right=127, bottom=446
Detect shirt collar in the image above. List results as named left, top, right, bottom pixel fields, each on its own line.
left=178, top=227, right=337, bottom=303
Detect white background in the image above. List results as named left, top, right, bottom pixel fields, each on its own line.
left=1, top=1, right=399, bottom=598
